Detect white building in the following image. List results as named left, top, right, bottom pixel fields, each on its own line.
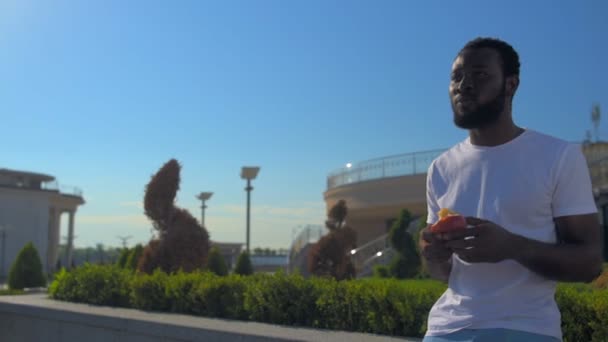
left=0, top=168, right=84, bottom=278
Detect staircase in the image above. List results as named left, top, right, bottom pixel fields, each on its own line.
left=351, top=216, right=424, bottom=278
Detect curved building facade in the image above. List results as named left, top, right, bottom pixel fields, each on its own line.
left=324, top=149, right=444, bottom=247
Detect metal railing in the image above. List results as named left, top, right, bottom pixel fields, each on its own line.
left=288, top=224, right=325, bottom=264
left=42, top=181, right=84, bottom=198
left=327, top=148, right=446, bottom=190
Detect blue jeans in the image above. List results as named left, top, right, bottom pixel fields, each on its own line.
left=423, top=328, right=560, bottom=342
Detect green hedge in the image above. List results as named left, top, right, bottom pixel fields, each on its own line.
left=49, top=264, right=131, bottom=307
left=49, top=264, right=608, bottom=340
left=0, top=289, right=24, bottom=296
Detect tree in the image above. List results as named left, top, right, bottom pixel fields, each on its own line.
left=138, top=159, right=210, bottom=274
left=207, top=246, right=228, bottom=276
left=325, top=199, right=347, bottom=231
left=308, top=200, right=357, bottom=280
left=96, top=243, right=105, bottom=264
left=592, top=103, right=601, bottom=142
left=8, top=242, right=46, bottom=290
left=126, top=244, right=144, bottom=270
left=116, top=247, right=131, bottom=268
left=234, top=251, right=253, bottom=275
left=388, top=209, right=421, bottom=279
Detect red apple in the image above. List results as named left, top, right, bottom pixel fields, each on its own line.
left=430, top=214, right=467, bottom=233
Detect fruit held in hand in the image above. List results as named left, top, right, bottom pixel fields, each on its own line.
left=430, top=208, right=466, bottom=233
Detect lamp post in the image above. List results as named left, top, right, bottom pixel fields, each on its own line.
left=241, top=166, right=260, bottom=254
left=196, top=192, right=213, bottom=228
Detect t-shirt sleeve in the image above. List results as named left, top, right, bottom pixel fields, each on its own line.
left=552, top=143, right=598, bottom=217
left=426, top=161, right=441, bottom=225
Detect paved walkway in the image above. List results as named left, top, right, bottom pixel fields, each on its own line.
left=0, top=294, right=421, bottom=342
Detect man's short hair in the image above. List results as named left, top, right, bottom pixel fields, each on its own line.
left=459, top=37, right=521, bottom=77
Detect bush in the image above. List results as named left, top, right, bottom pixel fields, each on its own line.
left=193, top=274, right=248, bottom=319
left=48, top=264, right=131, bottom=307
left=48, top=263, right=608, bottom=340
left=126, top=244, right=144, bottom=271
left=591, top=264, right=608, bottom=289
left=244, top=272, right=318, bottom=326
left=234, top=251, right=253, bottom=275
left=116, top=248, right=131, bottom=268
left=0, top=289, right=24, bottom=296
left=207, top=246, right=228, bottom=276
left=313, top=278, right=445, bottom=336
left=373, top=265, right=391, bottom=278
left=130, top=269, right=170, bottom=311
left=8, top=242, right=46, bottom=290
left=388, top=209, right=421, bottom=279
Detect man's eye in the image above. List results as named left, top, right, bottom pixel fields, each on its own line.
left=451, top=74, right=462, bottom=81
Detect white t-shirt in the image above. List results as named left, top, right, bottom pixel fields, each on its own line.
left=425, top=129, right=597, bottom=340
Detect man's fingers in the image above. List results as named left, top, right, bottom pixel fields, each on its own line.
left=440, top=227, right=481, bottom=241
left=465, top=217, right=488, bottom=226
left=422, top=230, right=435, bottom=243
left=445, top=239, right=472, bottom=250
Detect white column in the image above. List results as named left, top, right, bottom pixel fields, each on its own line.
left=66, top=211, right=75, bottom=269
left=48, top=208, right=62, bottom=273
left=47, top=208, right=55, bottom=273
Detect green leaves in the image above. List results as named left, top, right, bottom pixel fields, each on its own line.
left=8, top=242, right=46, bottom=290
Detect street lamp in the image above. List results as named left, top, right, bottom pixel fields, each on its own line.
left=241, top=166, right=260, bottom=254
left=196, top=192, right=213, bottom=228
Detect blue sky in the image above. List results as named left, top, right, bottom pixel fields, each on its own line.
left=1, top=0, right=606, bottom=249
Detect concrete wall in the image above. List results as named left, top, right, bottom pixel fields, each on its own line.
left=0, top=294, right=419, bottom=342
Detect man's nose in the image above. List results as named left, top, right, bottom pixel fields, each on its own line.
left=458, top=75, right=474, bottom=93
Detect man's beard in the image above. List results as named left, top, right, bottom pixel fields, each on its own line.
left=452, top=84, right=506, bottom=129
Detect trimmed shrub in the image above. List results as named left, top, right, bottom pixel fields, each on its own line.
left=48, top=264, right=131, bottom=307
left=126, top=244, right=144, bottom=271
left=591, top=264, right=608, bottom=289
left=207, top=246, right=228, bottom=276
left=116, top=247, right=131, bottom=268
left=244, top=272, right=318, bottom=326
left=308, top=200, right=357, bottom=280
left=8, top=242, right=46, bottom=290
left=139, top=159, right=210, bottom=273
left=130, top=269, right=171, bottom=311
left=193, top=274, right=248, bottom=319
left=234, top=251, right=253, bottom=275
left=388, top=209, right=421, bottom=279
left=373, top=265, right=391, bottom=278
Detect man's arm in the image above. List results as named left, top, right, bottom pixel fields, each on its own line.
left=419, top=224, right=452, bottom=282
left=511, top=213, right=603, bottom=283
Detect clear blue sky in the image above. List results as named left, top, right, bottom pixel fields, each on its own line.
left=1, top=0, right=606, bottom=249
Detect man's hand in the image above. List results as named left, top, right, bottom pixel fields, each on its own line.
left=419, top=225, right=453, bottom=282
left=441, top=217, right=516, bottom=263
left=421, top=228, right=453, bottom=263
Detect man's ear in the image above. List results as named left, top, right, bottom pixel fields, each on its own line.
left=505, top=75, right=519, bottom=97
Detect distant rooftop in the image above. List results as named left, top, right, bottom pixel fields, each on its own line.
left=0, top=168, right=83, bottom=198
left=0, top=168, right=55, bottom=183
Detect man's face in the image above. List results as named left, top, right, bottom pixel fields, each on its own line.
left=449, top=47, right=506, bottom=129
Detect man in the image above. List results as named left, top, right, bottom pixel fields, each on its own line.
left=420, top=37, right=603, bottom=342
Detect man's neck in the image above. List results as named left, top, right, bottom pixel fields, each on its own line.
left=468, top=113, right=524, bottom=147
